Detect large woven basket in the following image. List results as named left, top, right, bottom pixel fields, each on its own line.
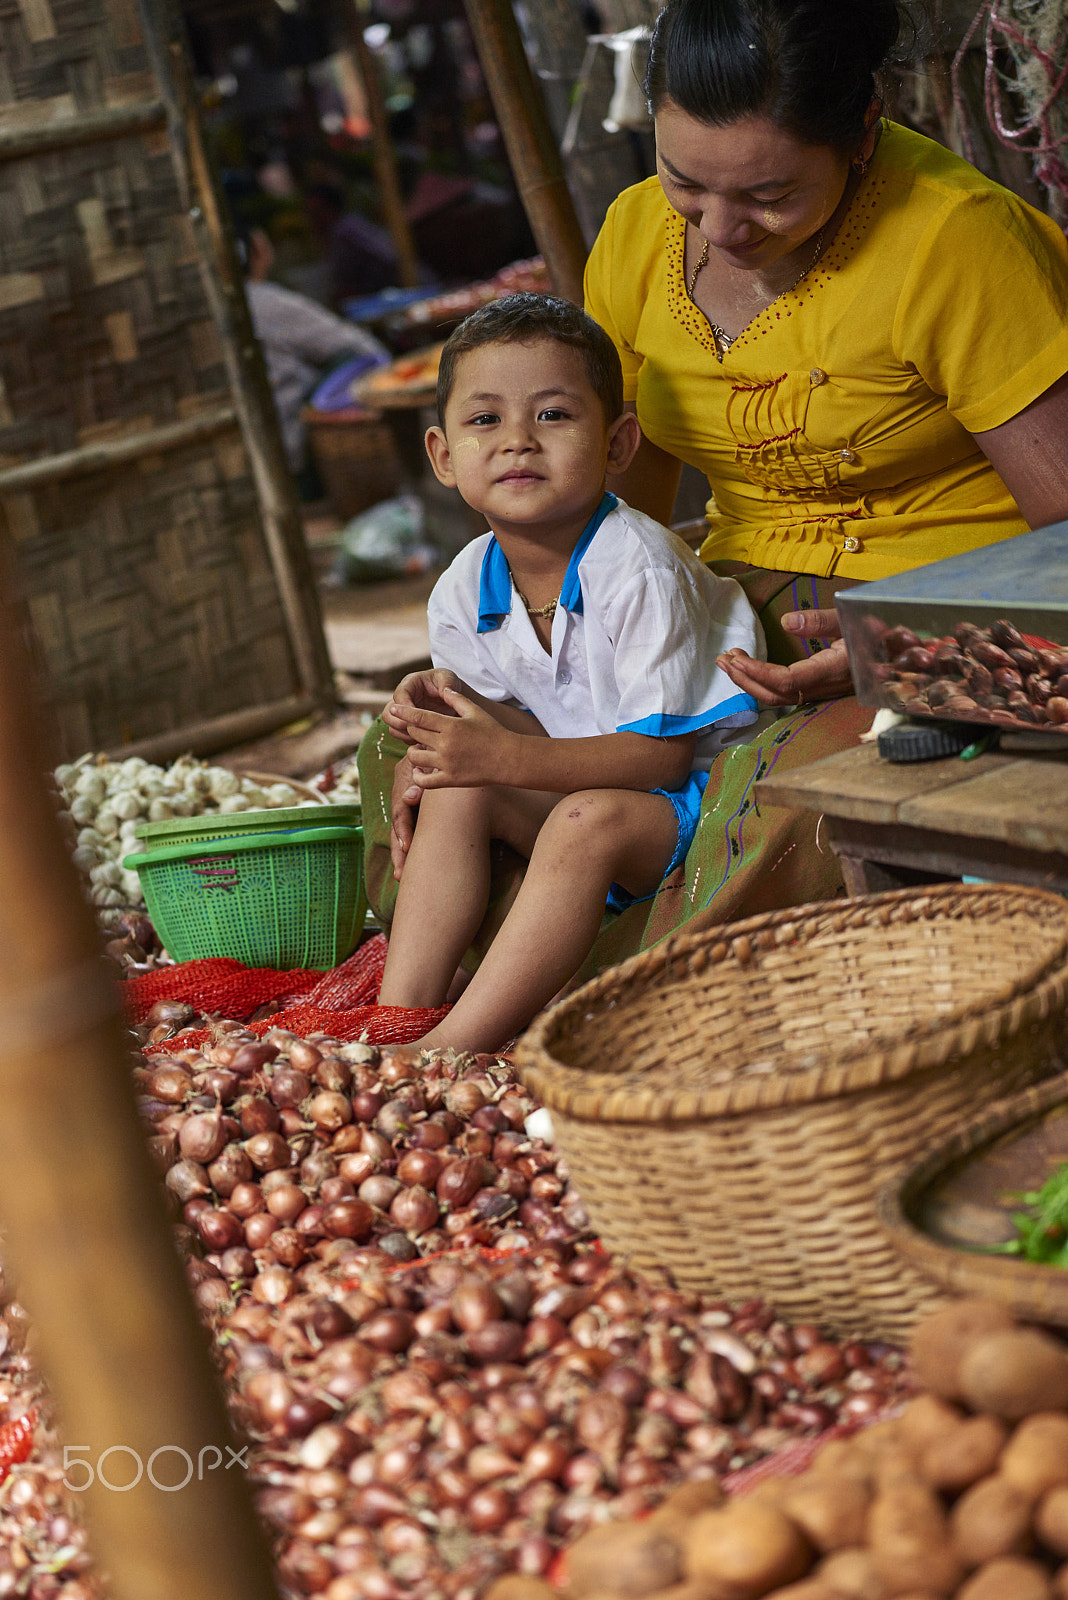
left=302, top=406, right=401, bottom=520
left=515, top=885, right=1068, bottom=1340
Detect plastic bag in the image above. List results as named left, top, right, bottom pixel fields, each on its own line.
left=332, top=494, right=440, bottom=583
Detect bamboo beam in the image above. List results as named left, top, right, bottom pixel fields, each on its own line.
left=0, top=536, right=281, bottom=1600
left=104, top=690, right=322, bottom=762
left=0, top=407, right=237, bottom=493
left=136, top=0, right=335, bottom=706
left=336, top=1, right=421, bottom=289
left=461, top=0, right=588, bottom=305
left=0, top=101, right=166, bottom=161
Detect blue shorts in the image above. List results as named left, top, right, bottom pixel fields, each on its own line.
left=606, top=770, right=710, bottom=915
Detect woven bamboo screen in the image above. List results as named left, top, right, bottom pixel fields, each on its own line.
left=0, top=0, right=333, bottom=762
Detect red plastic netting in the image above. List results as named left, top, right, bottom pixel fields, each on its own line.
left=123, top=934, right=449, bottom=1051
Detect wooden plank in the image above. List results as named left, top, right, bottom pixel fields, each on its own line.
left=900, top=757, right=1068, bottom=853
left=825, top=816, right=1068, bottom=892
left=754, top=740, right=1012, bottom=824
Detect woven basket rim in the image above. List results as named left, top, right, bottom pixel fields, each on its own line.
left=874, top=1070, right=1068, bottom=1319
left=516, top=885, right=1068, bottom=1124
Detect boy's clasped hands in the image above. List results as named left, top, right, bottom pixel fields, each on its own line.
left=386, top=671, right=514, bottom=795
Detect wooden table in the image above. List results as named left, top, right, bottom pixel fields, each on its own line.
left=754, top=740, right=1068, bottom=896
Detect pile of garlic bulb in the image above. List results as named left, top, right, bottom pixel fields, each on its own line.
left=319, top=757, right=361, bottom=810
left=54, top=754, right=358, bottom=927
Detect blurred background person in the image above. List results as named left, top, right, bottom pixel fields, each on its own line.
left=238, top=223, right=389, bottom=491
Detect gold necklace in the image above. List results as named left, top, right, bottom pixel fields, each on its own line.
left=688, top=228, right=826, bottom=360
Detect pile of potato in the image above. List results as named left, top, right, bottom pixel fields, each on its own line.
left=495, top=1299, right=1068, bottom=1600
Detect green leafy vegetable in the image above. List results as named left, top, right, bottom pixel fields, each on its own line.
left=998, top=1162, right=1068, bottom=1265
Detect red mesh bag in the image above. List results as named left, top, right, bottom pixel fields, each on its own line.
left=123, top=934, right=449, bottom=1051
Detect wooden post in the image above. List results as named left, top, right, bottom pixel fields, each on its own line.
left=462, top=0, right=588, bottom=305
left=335, top=0, right=421, bottom=289
left=0, top=536, right=280, bottom=1600
left=137, top=0, right=336, bottom=708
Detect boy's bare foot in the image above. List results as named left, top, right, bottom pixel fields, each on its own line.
left=410, top=1026, right=452, bottom=1052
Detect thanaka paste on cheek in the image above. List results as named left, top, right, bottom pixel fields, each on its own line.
left=452, top=435, right=480, bottom=453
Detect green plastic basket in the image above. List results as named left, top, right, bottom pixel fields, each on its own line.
left=124, top=826, right=366, bottom=970
left=134, top=803, right=362, bottom=850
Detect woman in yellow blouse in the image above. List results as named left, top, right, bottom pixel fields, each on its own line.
left=360, top=0, right=1068, bottom=995
left=589, top=0, right=1068, bottom=713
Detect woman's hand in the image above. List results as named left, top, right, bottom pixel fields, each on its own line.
left=717, top=608, right=855, bottom=706
left=384, top=669, right=466, bottom=744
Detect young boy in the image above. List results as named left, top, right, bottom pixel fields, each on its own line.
left=376, top=293, right=764, bottom=1052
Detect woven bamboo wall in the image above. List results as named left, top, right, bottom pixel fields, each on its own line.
left=0, top=0, right=328, bottom=761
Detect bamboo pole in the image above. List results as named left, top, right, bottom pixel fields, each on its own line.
left=0, top=535, right=280, bottom=1600
left=461, top=0, right=588, bottom=305
left=136, top=0, right=335, bottom=707
left=335, top=0, right=421, bottom=289
left=104, top=690, right=322, bottom=763
left=0, top=100, right=166, bottom=161
left=514, top=0, right=644, bottom=245
left=0, top=407, right=237, bottom=493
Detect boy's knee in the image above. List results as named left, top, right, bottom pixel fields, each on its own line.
left=544, top=790, right=625, bottom=848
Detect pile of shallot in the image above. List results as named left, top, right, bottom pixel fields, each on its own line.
left=0, top=1009, right=918, bottom=1600
left=131, top=1017, right=910, bottom=1599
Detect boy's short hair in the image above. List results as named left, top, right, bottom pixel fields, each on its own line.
left=435, top=292, right=624, bottom=427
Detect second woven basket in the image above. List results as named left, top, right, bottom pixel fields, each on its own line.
left=515, top=884, right=1068, bottom=1340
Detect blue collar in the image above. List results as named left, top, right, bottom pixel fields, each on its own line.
left=476, top=492, right=617, bottom=634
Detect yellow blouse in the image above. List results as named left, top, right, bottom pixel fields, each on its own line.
left=584, top=124, right=1068, bottom=581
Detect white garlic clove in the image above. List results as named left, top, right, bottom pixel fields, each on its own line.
left=94, top=808, right=120, bottom=838
left=72, top=846, right=102, bottom=871
left=206, top=767, right=239, bottom=799
left=112, top=791, right=143, bottom=822
left=121, top=869, right=145, bottom=903
left=241, top=787, right=268, bottom=808
left=69, top=797, right=97, bottom=826
left=217, top=794, right=250, bottom=813
left=120, top=757, right=148, bottom=779
left=266, top=784, right=297, bottom=806
left=92, top=885, right=125, bottom=907
left=75, top=771, right=107, bottom=805
left=77, top=827, right=105, bottom=849
left=148, top=799, right=174, bottom=822
left=90, top=861, right=123, bottom=888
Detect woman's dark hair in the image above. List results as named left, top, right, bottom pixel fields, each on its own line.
left=436, top=293, right=624, bottom=427
left=645, top=0, right=910, bottom=151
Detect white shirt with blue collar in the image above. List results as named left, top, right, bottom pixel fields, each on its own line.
left=426, top=493, right=766, bottom=772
